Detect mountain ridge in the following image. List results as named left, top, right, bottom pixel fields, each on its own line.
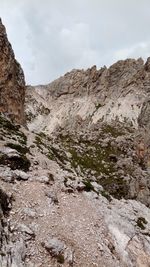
left=26, top=57, right=150, bottom=134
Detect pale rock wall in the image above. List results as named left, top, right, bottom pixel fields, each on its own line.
left=26, top=58, right=150, bottom=133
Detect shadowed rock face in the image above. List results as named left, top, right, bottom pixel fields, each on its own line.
left=0, top=18, right=25, bottom=124
left=138, top=99, right=150, bottom=129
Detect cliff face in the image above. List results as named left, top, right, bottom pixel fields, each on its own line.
left=0, top=18, right=25, bottom=124
left=26, top=57, right=150, bottom=134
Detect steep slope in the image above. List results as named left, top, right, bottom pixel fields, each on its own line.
left=0, top=19, right=25, bottom=124
left=25, top=57, right=150, bottom=207
left=23, top=57, right=150, bottom=266
left=1, top=114, right=150, bottom=267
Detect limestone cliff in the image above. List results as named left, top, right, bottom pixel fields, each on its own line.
left=0, top=18, right=25, bottom=124
left=26, top=58, right=150, bottom=133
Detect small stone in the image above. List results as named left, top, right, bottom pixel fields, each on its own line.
left=36, top=176, right=49, bottom=184
left=45, top=191, right=59, bottom=204
left=22, top=207, right=37, bottom=218
left=17, top=224, right=35, bottom=238
left=64, top=187, right=74, bottom=193
left=13, top=170, right=29, bottom=181
left=42, top=237, right=64, bottom=257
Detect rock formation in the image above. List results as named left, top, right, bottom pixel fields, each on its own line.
left=26, top=57, right=150, bottom=133
left=0, top=18, right=25, bottom=124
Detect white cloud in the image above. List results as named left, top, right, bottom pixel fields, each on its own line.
left=0, top=0, right=150, bottom=85
left=113, top=42, right=150, bottom=62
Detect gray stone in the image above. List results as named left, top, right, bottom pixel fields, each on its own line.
left=13, top=170, right=29, bottom=181
left=42, top=237, right=65, bottom=256
left=22, top=208, right=37, bottom=218
left=45, top=191, right=58, bottom=204
left=11, top=238, right=26, bottom=267
left=36, top=176, right=49, bottom=184
left=17, top=224, right=35, bottom=238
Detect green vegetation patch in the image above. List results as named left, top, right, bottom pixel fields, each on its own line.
left=83, top=180, right=95, bottom=192
left=100, top=124, right=126, bottom=138
left=6, top=143, right=29, bottom=154
left=0, top=153, right=30, bottom=172
left=0, top=113, right=27, bottom=145
left=137, top=217, right=148, bottom=230
left=99, top=175, right=128, bottom=199
left=57, top=254, right=65, bottom=264
left=33, top=129, right=130, bottom=200
left=34, top=133, right=68, bottom=165
left=57, top=134, right=128, bottom=199
left=101, top=190, right=112, bottom=202
left=0, top=114, right=19, bottom=131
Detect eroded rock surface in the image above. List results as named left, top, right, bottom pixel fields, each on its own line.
left=0, top=18, right=25, bottom=124
left=26, top=57, right=150, bottom=133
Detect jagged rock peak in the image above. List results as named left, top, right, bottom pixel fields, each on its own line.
left=0, top=18, right=25, bottom=124
left=145, top=57, right=150, bottom=71
left=41, top=57, right=146, bottom=99
left=26, top=56, right=150, bottom=134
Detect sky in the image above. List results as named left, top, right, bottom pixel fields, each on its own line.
left=0, top=0, right=150, bottom=85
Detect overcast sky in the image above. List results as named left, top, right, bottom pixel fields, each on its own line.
left=0, top=0, right=150, bottom=85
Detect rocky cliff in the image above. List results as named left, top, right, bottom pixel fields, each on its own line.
left=0, top=20, right=150, bottom=267
left=0, top=18, right=25, bottom=124
left=26, top=59, right=150, bottom=203
left=26, top=57, right=150, bottom=133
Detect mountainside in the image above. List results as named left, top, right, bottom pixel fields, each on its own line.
left=26, top=58, right=150, bottom=133
left=0, top=19, right=150, bottom=267
left=0, top=19, right=25, bottom=124
left=25, top=57, right=150, bottom=206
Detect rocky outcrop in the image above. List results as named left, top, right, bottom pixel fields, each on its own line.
left=0, top=188, right=25, bottom=267
left=25, top=57, right=150, bottom=207
left=26, top=57, right=150, bottom=133
left=0, top=18, right=25, bottom=125
left=138, top=99, right=150, bottom=129
left=0, top=20, right=26, bottom=267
